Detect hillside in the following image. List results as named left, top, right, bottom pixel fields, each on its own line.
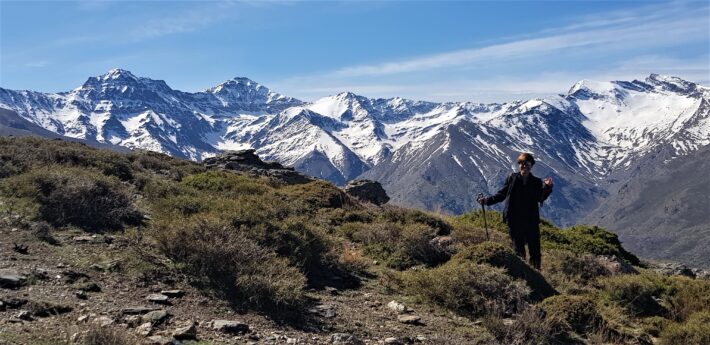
left=1, top=137, right=709, bottom=345
left=584, top=145, right=710, bottom=268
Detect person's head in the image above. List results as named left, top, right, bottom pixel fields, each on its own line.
left=517, top=153, right=535, bottom=176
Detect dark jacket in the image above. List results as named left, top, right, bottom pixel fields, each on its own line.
left=485, top=172, right=552, bottom=226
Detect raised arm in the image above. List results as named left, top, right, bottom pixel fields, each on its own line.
left=540, top=177, right=553, bottom=203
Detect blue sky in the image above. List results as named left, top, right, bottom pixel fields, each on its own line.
left=1, top=0, right=708, bottom=103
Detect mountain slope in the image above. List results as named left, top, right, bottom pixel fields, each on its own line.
left=1, top=70, right=708, bottom=230
left=583, top=144, right=710, bottom=268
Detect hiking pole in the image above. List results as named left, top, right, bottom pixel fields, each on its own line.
left=477, top=193, right=490, bottom=241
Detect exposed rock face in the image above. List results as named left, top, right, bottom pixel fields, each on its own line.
left=204, top=149, right=315, bottom=185
left=651, top=262, right=710, bottom=279
left=344, top=179, right=390, bottom=205
left=596, top=255, right=638, bottom=275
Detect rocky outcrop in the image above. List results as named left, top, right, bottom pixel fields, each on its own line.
left=344, top=179, right=389, bottom=205
left=651, top=262, right=710, bottom=279
left=203, top=149, right=315, bottom=185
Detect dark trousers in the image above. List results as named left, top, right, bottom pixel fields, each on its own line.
left=508, top=224, right=541, bottom=270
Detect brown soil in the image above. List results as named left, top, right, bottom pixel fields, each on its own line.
left=0, top=222, right=486, bottom=345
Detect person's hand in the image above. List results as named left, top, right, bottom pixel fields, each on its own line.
left=543, top=177, right=553, bottom=188
left=477, top=195, right=486, bottom=205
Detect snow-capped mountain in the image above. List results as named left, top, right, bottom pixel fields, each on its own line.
left=1, top=69, right=708, bottom=226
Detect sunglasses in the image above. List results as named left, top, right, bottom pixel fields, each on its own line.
left=518, top=161, right=532, bottom=167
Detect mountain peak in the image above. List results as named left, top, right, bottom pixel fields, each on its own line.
left=100, top=68, right=137, bottom=81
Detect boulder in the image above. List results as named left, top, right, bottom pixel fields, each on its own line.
left=344, top=180, right=389, bottom=205
left=211, top=320, right=249, bottom=334
left=203, top=150, right=315, bottom=185
left=142, top=310, right=169, bottom=324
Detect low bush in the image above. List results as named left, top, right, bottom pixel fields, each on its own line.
left=82, top=327, right=135, bottom=345
left=542, top=224, right=640, bottom=265
left=542, top=250, right=610, bottom=292
left=484, top=306, right=579, bottom=345
left=454, top=242, right=557, bottom=300
left=153, top=215, right=306, bottom=309
left=659, top=311, right=710, bottom=345
left=1, top=167, right=142, bottom=231
left=182, top=170, right=271, bottom=196
left=596, top=272, right=672, bottom=317
left=540, top=295, right=603, bottom=336
left=350, top=222, right=448, bottom=269
left=665, top=277, right=710, bottom=322
left=278, top=180, right=352, bottom=210
left=398, top=261, right=530, bottom=317
left=640, top=316, right=670, bottom=337
left=380, top=206, right=452, bottom=235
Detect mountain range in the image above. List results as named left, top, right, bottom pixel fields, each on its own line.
left=1, top=69, right=708, bottom=265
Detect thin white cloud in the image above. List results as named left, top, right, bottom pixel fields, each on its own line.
left=328, top=10, right=707, bottom=78
left=273, top=55, right=710, bottom=103
left=272, top=1, right=709, bottom=103
left=129, top=1, right=236, bottom=40
left=24, top=61, right=50, bottom=68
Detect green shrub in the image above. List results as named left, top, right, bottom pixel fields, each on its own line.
left=666, top=277, right=710, bottom=322
left=659, top=311, right=710, bottom=345
left=278, top=180, right=352, bottom=209
left=542, top=250, right=610, bottom=292
left=182, top=170, right=271, bottom=196
left=596, top=272, right=672, bottom=317
left=398, top=261, right=530, bottom=317
left=454, top=242, right=557, bottom=300
left=640, top=316, right=670, bottom=337
left=82, top=327, right=135, bottom=345
left=380, top=206, right=452, bottom=235
left=0, top=137, right=135, bottom=181
left=541, top=295, right=603, bottom=336
left=543, top=225, right=640, bottom=265
left=154, top=215, right=306, bottom=309
left=484, top=306, right=580, bottom=345
left=351, top=222, right=448, bottom=269
left=1, top=168, right=142, bottom=231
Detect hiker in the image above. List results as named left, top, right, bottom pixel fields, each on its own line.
left=477, top=153, right=553, bottom=270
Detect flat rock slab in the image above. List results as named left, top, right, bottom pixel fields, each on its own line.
left=121, top=306, right=161, bottom=315
left=211, top=320, right=249, bottom=334
left=0, top=271, right=26, bottom=289
left=146, top=293, right=170, bottom=304
left=160, top=290, right=184, bottom=298
left=397, top=315, right=422, bottom=325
